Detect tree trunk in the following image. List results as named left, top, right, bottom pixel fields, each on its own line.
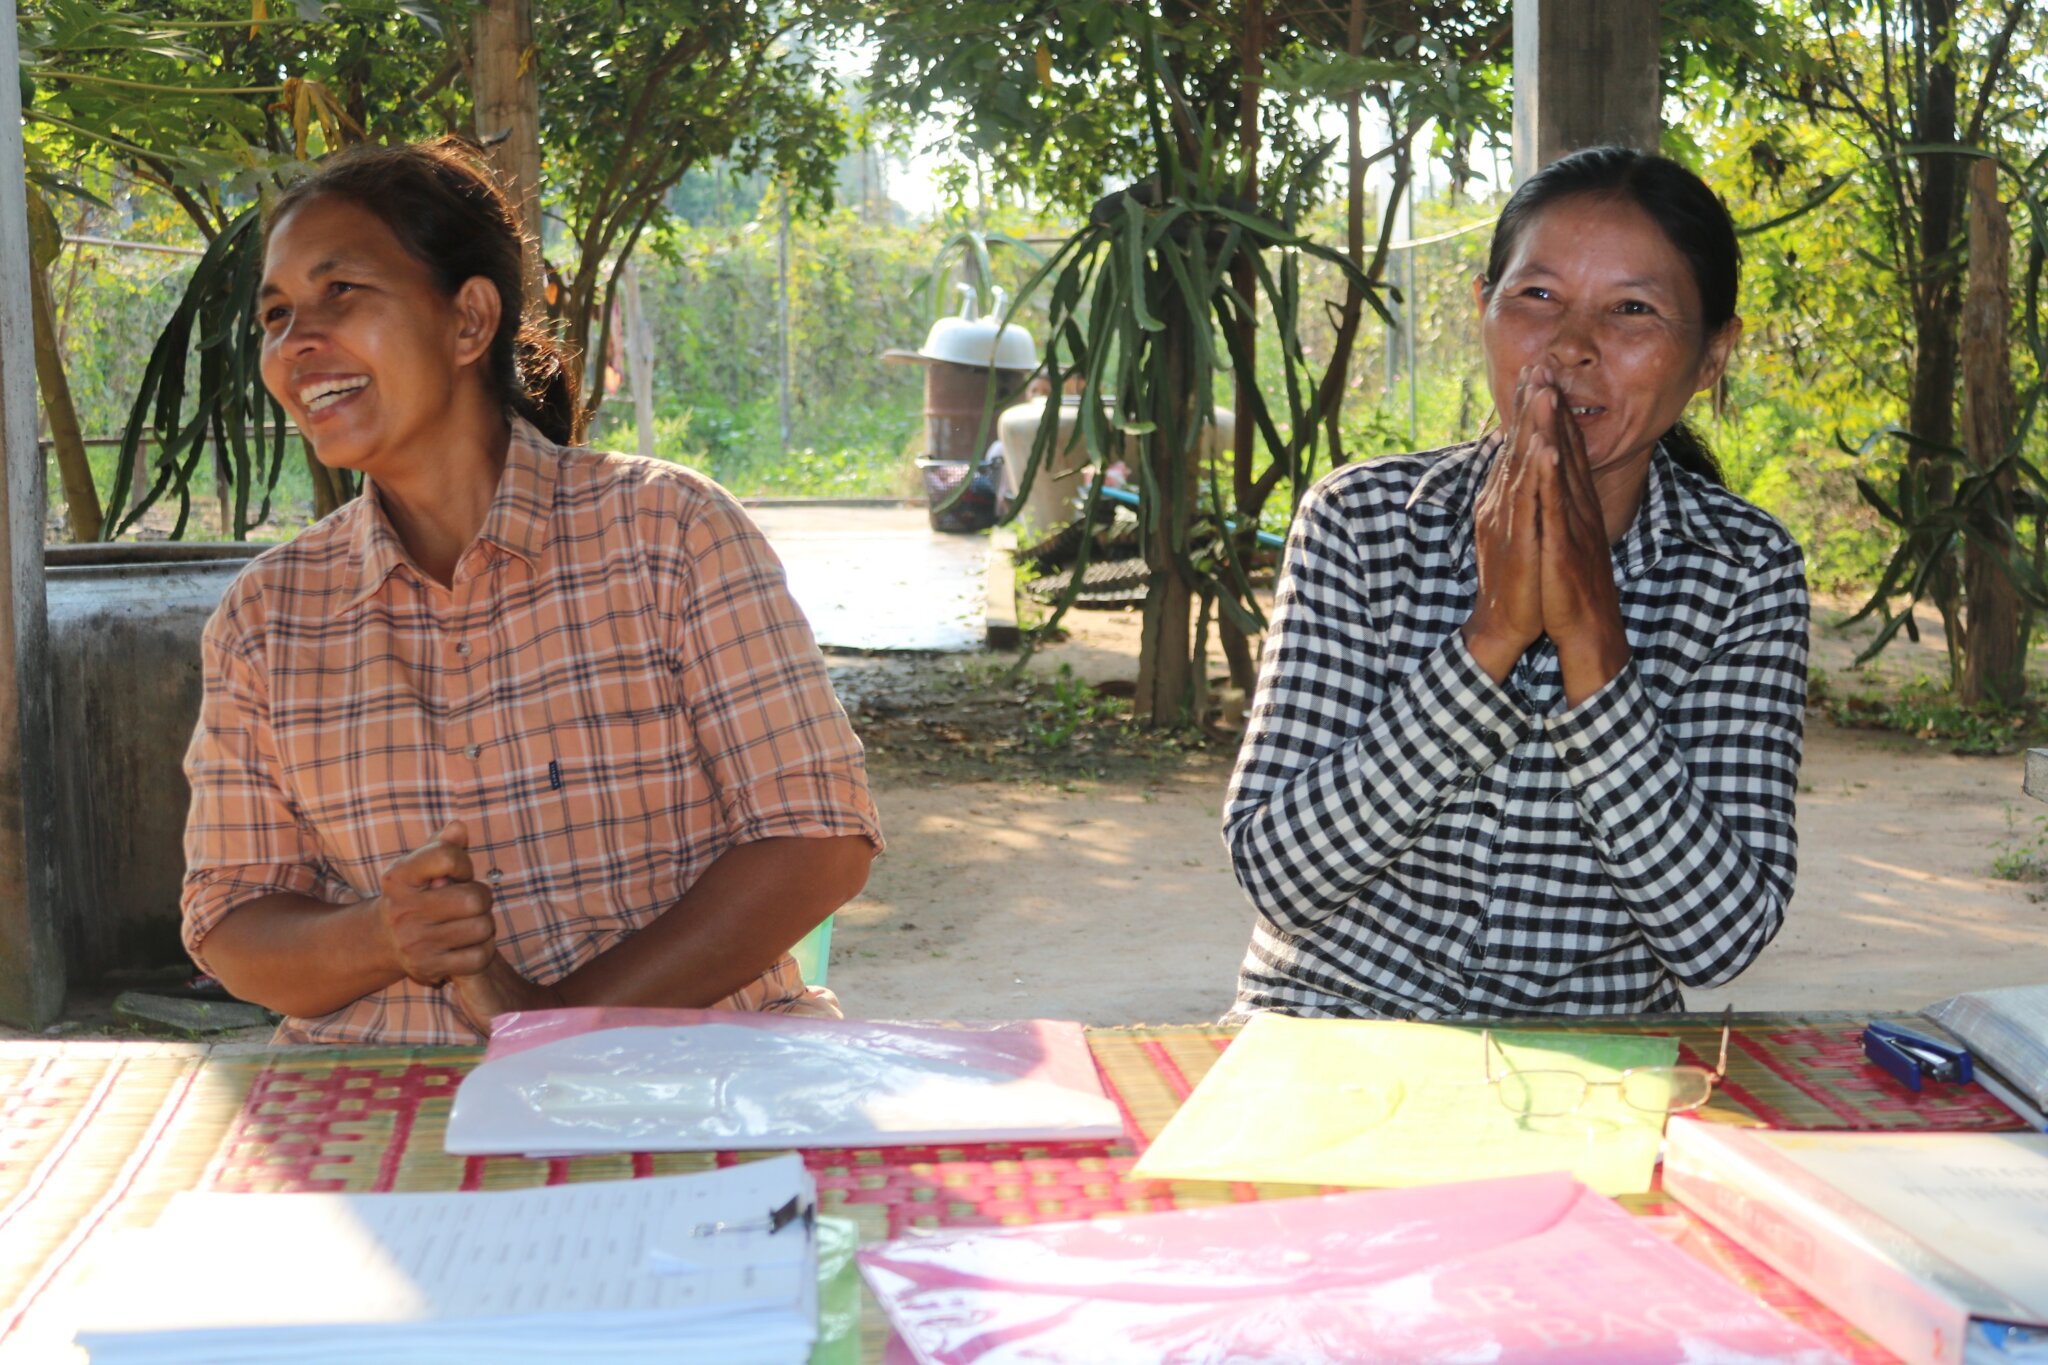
left=1907, top=0, right=1965, bottom=681
left=1959, top=159, right=2022, bottom=706
left=28, top=260, right=99, bottom=542
left=473, top=0, right=545, bottom=312
left=1135, top=289, right=1201, bottom=728
left=1221, top=0, right=1263, bottom=695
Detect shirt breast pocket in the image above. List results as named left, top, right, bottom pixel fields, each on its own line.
left=514, top=604, right=695, bottom=869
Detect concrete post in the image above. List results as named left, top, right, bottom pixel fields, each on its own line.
left=625, top=259, right=656, bottom=460
left=0, top=0, right=64, bottom=1026
left=1513, top=0, right=1662, bottom=179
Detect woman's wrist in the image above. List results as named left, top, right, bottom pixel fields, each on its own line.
left=1556, top=633, right=1632, bottom=707
left=450, top=955, right=562, bottom=1035
left=1460, top=618, right=1527, bottom=684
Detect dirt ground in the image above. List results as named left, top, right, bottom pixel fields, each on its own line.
left=828, top=596, right=2048, bottom=1024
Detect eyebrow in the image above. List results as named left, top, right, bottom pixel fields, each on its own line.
left=258, top=254, right=371, bottom=302
left=1510, top=263, right=1676, bottom=294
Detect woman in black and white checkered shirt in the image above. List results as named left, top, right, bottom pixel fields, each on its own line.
left=1226, top=146, right=1807, bottom=1020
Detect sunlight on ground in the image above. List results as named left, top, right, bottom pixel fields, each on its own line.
left=1846, top=856, right=1998, bottom=891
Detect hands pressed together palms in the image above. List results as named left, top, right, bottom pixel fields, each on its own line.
left=1462, top=364, right=1633, bottom=706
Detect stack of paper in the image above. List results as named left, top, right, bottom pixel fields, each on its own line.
left=445, top=1008, right=1123, bottom=1156
left=859, top=1171, right=1847, bottom=1364
left=72, top=1156, right=818, bottom=1364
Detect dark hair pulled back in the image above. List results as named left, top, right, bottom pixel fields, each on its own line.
left=1482, top=145, right=1740, bottom=486
left=265, top=137, right=582, bottom=446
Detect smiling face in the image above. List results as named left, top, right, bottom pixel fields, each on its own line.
left=258, top=193, right=498, bottom=482
left=1476, top=194, right=1739, bottom=480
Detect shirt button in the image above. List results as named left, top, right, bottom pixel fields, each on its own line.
left=487, top=867, right=503, bottom=885
left=455, top=641, right=471, bottom=656
left=464, top=743, right=482, bottom=760
left=1563, top=746, right=1588, bottom=766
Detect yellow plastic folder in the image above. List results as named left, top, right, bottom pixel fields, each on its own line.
left=1131, top=1014, right=1678, bottom=1195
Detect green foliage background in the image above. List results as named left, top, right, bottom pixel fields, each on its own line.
left=28, top=0, right=2039, bottom=598
left=51, top=177, right=1914, bottom=572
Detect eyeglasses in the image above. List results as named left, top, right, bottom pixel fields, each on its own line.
left=1481, top=1006, right=1733, bottom=1118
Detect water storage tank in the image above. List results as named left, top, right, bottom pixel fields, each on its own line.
left=44, top=544, right=255, bottom=981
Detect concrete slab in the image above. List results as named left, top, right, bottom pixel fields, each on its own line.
left=749, top=503, right=989, bottom=653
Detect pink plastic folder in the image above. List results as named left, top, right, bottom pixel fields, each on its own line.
left=858, top=1171, right=1848, bottom=1364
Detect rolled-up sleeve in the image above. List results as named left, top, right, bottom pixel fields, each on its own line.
left=1545, top=541, right=1808, bottom=986
left=180, top=602, right=328, bottom=971
left=667, top=488, right=883, bottom=852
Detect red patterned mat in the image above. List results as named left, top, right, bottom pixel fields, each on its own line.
left=0, top=1016, right=2023, bottom=1363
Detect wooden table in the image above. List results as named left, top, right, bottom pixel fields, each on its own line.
left=0, top=1013, right=2025, bottom=1363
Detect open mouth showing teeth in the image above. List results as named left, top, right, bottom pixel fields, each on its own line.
left=300, top=377, right=369, bottom=412
left=1570, top=406, right=1603, bottom=415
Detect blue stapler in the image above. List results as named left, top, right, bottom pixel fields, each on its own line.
left=1861, top=1021, right=1974, bottom=1092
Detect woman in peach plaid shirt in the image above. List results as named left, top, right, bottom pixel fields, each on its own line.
left=180, top=140, right=882, bottom=1044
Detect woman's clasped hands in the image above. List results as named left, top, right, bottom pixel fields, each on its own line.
left=374, top=819, right=557, bottom=1032
left=1462, top=364, right=1633, bottom=706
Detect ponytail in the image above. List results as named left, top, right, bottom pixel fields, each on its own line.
left=514, top=320, right=581, bottom=446
left=1660, top=421, right=1724, bottom=487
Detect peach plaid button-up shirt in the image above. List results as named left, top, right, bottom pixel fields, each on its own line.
left=182, top=420, right=882, bottom=1044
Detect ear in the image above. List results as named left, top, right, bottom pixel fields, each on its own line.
left=1694, top=315, right=1743, bottom=394
left=450, top=276, right=503, bottom=371
left=1471, top=272, right=1490, bottom=313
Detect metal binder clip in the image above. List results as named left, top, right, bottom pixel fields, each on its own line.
left=1861, top=1021, right=1974, bottom=1092
left=689, top=1194, right=815, bottom=1238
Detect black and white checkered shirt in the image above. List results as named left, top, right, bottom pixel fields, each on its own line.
left=1225, top=440, right=1808, bottom=1019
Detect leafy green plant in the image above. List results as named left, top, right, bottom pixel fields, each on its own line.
left=993, top=45, right=1387, bottom=725
left=917, top=226, right=1046, bottom=319
left=1023, top=664, right=1125, bottom=751
left=1819, top=671, right=2046, bottom=754
left=1990, top=804, right=2048, bottom=881
left=103, top=205, right=308, bottom=540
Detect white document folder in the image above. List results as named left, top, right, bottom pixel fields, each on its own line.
left=444, top=1010, right=1125, bottom=1156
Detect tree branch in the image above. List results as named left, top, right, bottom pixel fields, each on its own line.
left=1964, top=0, right=2028, bottom=145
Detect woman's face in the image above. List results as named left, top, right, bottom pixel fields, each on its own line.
left=258, top=194, right=496, bottom=480
left=1476, top=194, right=1739, bottom=478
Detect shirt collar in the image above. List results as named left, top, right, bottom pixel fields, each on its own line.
left=342, top=416, right=560, bottom=611
left=1409, top=439, right=1497, bottom=575
left=1616, top=443, right=1739, bottom=578
left=1416, top=438, right=1738, bottom=581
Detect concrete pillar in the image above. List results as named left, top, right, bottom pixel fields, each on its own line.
left=1513, top=0, right=1662, bottom=179
left=0, top=0, right=64, bottom=1026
